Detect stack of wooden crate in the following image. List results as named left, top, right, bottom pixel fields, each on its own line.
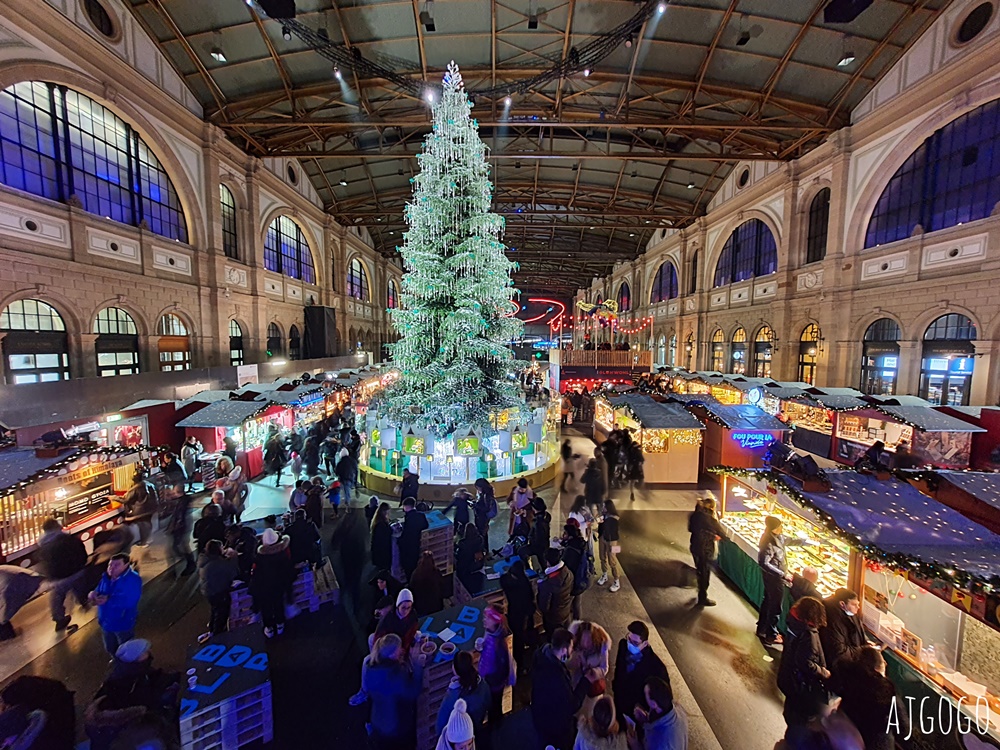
left=421, top=510, right=455, bottom=576
left=227, top=558, right=339, bottom=631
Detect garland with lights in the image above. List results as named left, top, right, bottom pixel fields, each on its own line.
left=709, top=466, right=1000, bottom=591
left=1, top=444, right=155, bottom=497
left=379, top=63, right=526, bottom=436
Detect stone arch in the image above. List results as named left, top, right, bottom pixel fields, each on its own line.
left=646, top=257, right=681, bottom=305
left=0, top=289, right=82, bottom=334
left=346, top=254, right=373, bottom=302
left=910, top=305, right=984, bottom=344
left=88, top=298, right=150, bottom=336
left=852, top=311, right=907, bottom=343
left=258, top=208, right=322, bottom=287
left=706, top=210, right=784, bottom=288
left=152, top=306, right=196, bottom=337
left=0, top=61, right=207, bottom=250
left=847, top=84, right=1000, bottom=253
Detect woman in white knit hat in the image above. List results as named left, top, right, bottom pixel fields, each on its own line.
left=435, top=698, right=476, bottom=750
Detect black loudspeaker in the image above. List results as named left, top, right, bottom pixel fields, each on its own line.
left=823, top=0, right=872, bottom=23
left=258, top=0, right=296, bottom=18
left=304, top=306, right=338, bottom=359
left=790, top=454, right=821, bottom=478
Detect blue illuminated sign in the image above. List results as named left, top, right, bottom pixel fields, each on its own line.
left=731, top=432, right=773, bottom=450
left=746, top=387, right=762, bottom=405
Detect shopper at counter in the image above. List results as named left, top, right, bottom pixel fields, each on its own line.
left=790, top=567, right=821, bottom=603
left=777, top=597, right=831, bottom=730
left=756, top=516, right=811, bottom=646
left=836, top=648, right=904, bottom=750
left=819, top=589, right=867, bottom=671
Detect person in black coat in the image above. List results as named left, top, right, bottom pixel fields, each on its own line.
left=369, top=502, right=394, bottom=572
left=837, top=648, right=905, bottom=750
left=397, top=498, right=428, bottom=581
left=193, top=502, right=226, bottom=555
left=560, top=524, right=590, bottom=621
left=442, top=489, right=472, bottom=533
left=530, top=628, right=589, bottom=750
left=251, top=529, right=294, bottom=638
left=369, top=569, right=403, bottom=605
left=302, top=437, right=321, bottom=480
left=399, top=468, right=420, bottom=504
left=455, top=524, right=485, bottom=596
left=224, top=524, right=257, bottom=581
left=611, top=620, right=669, bottom=722
left=777, top=597, right=831, bottom=729
left=581, top=459, right=606, bottom=508
left=756, top=515, right=810, bottom=645
left=286, top=509, right=321, bottom=567
left=790, top=567, right=822, bottom=603
left=819, top=588, right=867, bottom=671
left=687, top=495, right=730, bottom=607
left=37, top=519, right=89, bottom=632
left=500, top=559, right=536, bottom=675
left=529, top=510, right=551, bottom=572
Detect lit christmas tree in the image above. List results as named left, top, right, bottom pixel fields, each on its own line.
left=384, top=61, right=524, bottom=434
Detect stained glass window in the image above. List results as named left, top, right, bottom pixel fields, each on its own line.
left=0, top=82, right=188, bottom=242
left=713, top=219, right=778, bottom=287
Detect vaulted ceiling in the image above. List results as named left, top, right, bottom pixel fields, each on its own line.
left=125, top=0, right=951, bottom=296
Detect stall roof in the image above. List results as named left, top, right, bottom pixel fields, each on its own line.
left=699, top=403, right=789, bottom=432
left=121, top=399, right=176, bottom=411
left=929, top=471, right=1000, bottom=511
left=866, top=394, right=932, bottom=407
left=940, top=406, right=984, bottom=419
left=609, top=394, right=704, bottom=430
left=805, top=387, right=865, bottom=397
left=763, top=387, right=809, bottom=400
left=665, top=393, right=719, bottom=406
left=774, top=470, right=1000, bottom=582
left=790, top=394, right=868, bottom=411
left=262, top=385, right=324, bottom=405
left=176, top=400, right=278, bottom=428
left=873, top=406, right=986, bottom=433
left=0, top=448, right=81, bottom=494
left=177, top=390, right=235, bottom=409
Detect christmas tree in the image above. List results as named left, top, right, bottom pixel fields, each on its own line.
left=384, top=61, right=524, bottom=435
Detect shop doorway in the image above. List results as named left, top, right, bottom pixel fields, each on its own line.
left=919, top=314, right=976, bottom=406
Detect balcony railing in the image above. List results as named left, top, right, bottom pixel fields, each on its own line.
left=559, top=350, right=653, bottom=368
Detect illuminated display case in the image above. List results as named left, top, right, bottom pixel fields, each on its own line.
left=719, top=475, right=851, bottom=598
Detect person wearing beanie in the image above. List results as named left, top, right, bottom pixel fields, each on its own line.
left=373, top=587, right=418, bottom=652
left=435, top=698, right=476, bottom=750
left=250, top=527, right=293, bottom=638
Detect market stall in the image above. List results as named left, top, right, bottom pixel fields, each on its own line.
left=176, top=400, right=292, bottom=480
left=594, top=394, right=704, bottom=485
left=263, top=384, right=326, bottom=428
left=934, top=406, right=1000, bottom=471
left=904, top=469, right=1000, bottom=536
left=0, top=445, right=152, bottom=563
left=715, top=467, right=1000, bottom=749
left=832, top=398, right=985, bottom=469
left=778, top=393, right=865, bottom=459
left=685, top=401, right=788, bottom=470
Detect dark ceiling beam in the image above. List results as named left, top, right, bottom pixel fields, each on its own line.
left=552, top=0, right=577, bottom=118
left=681, top=0, right=740, bottom=119
left=276, top=150, right=778, bottom=161
left=755, top=0, right=827, bottom=119
left=217, top=118, right=826, bottom=132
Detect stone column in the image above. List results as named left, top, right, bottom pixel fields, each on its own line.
left=971, top=340, right=995, bottom=406
left=78, top=333, right=99, bottom=378
left=896, top=341, right=921, bottom=397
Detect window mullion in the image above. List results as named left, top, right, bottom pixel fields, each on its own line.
left=45, top=84, right=68, bottom=203
left=56, top=86, right=76, bottom=201
left=127, top=128, right=139, bottom=228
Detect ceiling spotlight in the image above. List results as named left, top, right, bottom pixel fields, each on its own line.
left=624, top=35, right=634, bottom=49
left=210, top=47, right=227, bottom=63
left=281, top=25, right=291, bottom=41
left=425, top=89, right=435, bottom=103
left=736, top=30, right=751, bottom=46
left=657, top=2, right=667, bottom=13
left=420, top=0, right=436, bottom=32
left=629, top=233, right=636, bottom=237
left=339, top=173, right=348, bottom=186
left=837, top=52, right=855, bottom=67
left=687, top=180, right=696, bottom=189
left=504, top=95, right=512, bottom=106
left=528, top=0, right=539, bottom=29
left=583, top=68, right=591, bottom=77
left=334, top=65, right=342, bottom=80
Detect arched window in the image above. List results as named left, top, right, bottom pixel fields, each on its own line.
left=713, top=219, right=778, bottom=287
left=347, top=258, right=370, bottom=301
left=860, top=318, right=901, bottom=396
left=668, top=334, right=677, bottom=366
left=289, top=324, right=301, bottom=361
left=220, top=185, right=238, bottom=260
left=94, top=307, right=139, bottom=377
left=0, top=81, right=187, bottom=242
left=656, top=335, right=666, bottom=367
left=730, top=327, right=747, bottom=375
left=711, top=329, right=725, bottom=372
left=387, top=279, right=399, bottom=310
left=920, top=314, right=977, bottom=406
left=688, top=251, right=699, bottom=295
left=806, top=188, right=830, bottom=264
left=617, top=283, right=631, bottom=313
left=0, top=299, right=69, bottom=384
left=649, top=262, right=679, bottom=304
left=266, top=322, right=283, bottom=358
left=157, top=313, right=190, bottom=371
left=753, top=326, right=773, bottom=378
left=798, top=324, right=821, bottom=385
left=264, top=216, right=316, bottom=283
left=229, top=320, right=244, bottom=366
left=866, top=98, right=1000, bottom=247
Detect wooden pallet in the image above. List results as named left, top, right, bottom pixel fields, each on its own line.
left=227, top=558, right=339, bottom=630
left=181, top=683, right=273, bottom=750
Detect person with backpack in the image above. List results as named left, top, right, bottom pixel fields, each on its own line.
left=473, top=478, right=497, bottom=542
left=560, top=523, right=591, bottom=621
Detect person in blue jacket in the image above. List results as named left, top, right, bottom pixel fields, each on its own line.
left=88, top=553, right=142, bottom=655
left=361, top=633, right=425, bottom=749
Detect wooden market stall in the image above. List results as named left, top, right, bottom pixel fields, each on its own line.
left=778, top=392, right=866, bottom=459
left=832, top=397, right=986, bottom=470
left=715, top=467, right=1000, bottom=749
left=259, top=384, right=327, bottom=427
left=176, top=400, right=292, bottom=481
left=593, top=393, right=704, bottom=485
left=684, top=400, right=789, bottom=470
left=904, top=469, right=1000, bottom=536
left=0, top=445, right=152, bottom=563
left=935, top=405, right=1000, bottom=471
